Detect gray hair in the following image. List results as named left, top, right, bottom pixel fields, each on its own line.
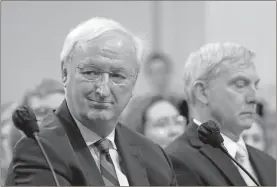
left=60, top=17, right=145, bottom=69
left=183, top=42, right=255, bottom=104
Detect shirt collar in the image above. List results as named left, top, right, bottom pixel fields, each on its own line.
left=73, top=117, right=117, bottom=150
left=193, top=118, right=248, bottom=158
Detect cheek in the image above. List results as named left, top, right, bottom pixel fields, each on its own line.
left=211, top=88, right=241, bottom=112
left=113, top=84, right=134, bottom=104
left=145, top=126, right=167, bottom=139
left=67, top=77, right=92, bottom=105
left=174, top=125, right=185, bottom=135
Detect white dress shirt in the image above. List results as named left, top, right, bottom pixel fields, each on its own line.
left=193, top=119, right=258, bottom=186
left=74, top=118, right=129, bottom=186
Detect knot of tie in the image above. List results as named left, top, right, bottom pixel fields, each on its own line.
left=95, top=138, right=112, bottom=153
left=235, top=144, right=247, bottom=163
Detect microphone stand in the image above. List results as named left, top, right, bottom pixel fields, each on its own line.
left=219, top=146, right=261, bottom=186
left=34, top=132, right=60, bottom=186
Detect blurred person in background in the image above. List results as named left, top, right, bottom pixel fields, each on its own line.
left=21, top=78, right=65, bottom=123
left=144, top=53, right=174, bottom=96
left=257, top=99, right=276, bottom=159
left=242, top=119, right=267, bottom=152
left=1, top=79, right=65, bottom=185
left=0, top=102, right=22, bottom=186
left=264, top=109, right=276, bottom=159
left=242, top=102, right=267, bottom=152
left=137, top=96, right=188, bottom=148
left=120, top=52, right=186, bottom=131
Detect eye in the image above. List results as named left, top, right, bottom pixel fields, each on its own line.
left=111, top=73, right=126, bottom=79
left=83, top=70, right=99, bottom=75
left=155, top=118, right=169, bottom=127
left=234, top=79, right=248, bottom=88
left=81, top=69, right=101, bottom=80
left=110, top=72, right=128, bottom=84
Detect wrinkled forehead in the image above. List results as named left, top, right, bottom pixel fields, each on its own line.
left=220, top=58, right=256, bottom=72
left=215, top=59, right=259, bottom=80
left=74, top=30, right=137, bottom=62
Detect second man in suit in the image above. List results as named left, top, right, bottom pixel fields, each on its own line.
left=166, top=42, right=276, bottom=186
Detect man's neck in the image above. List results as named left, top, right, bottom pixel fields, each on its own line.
left=192, top=108, right=212, bottom=125
left=220, top=129, right=241, bottom=142
left=81, top=117, right=118, bottom=138
left=66, top=99, right=118, bottom=138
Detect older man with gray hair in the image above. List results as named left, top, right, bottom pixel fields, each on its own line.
left=166, top=42, right=276, bottom=186
left=5, top=17, right=177, bottom=186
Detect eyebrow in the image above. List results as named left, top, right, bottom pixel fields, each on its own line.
left=77, top=62, right=133, bottom=74
left=231, top=75, right=260, bottom=84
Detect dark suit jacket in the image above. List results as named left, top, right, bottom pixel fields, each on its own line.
left=165, top=122, right=276, bottom=186
left=5, top=101, right=177, bottom=186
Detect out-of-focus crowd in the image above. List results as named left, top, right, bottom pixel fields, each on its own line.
left=0, top=53, right=276, bottom=185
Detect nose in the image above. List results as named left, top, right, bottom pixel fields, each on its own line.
left=245, top=86, right=259, bottom=106
left=95, top=73, right=111, bottom=98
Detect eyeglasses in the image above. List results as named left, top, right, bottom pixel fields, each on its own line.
left=152, top=115, right=186, bottom=127
left=33, top=107, right=53, bottom=118
left=77, top=65, right=136, bottom=85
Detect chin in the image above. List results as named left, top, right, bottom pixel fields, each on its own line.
left=240, top=120, right=254, bottom=130
left=87, top=110, right=114, bottom=121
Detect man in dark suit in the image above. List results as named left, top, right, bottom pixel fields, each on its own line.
left=5, top=17, right=177, bottom=186
left=166, top=42, right=276, bottom=186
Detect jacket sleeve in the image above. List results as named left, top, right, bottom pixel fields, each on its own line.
left=5, top=136, right=72, bottom=186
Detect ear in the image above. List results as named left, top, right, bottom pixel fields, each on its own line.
left=61, top=61, right=68, bottom=87
left=193, top=80, right=209, bottom=104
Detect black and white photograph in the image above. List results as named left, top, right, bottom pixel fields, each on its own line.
left=1, top=1, right=276, bottom=186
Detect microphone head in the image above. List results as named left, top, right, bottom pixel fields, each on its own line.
left=12, top=105, right=39, bottom=137
left=197, top=120, right=224, bottom=148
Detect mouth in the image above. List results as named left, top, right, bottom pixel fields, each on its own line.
left=240, top=112, right=255, bottom=117
left=87, top=98, right=113, bottom=104
left=87, top=98, right=113, bottom=109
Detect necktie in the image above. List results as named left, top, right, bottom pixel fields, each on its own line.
left=235, top=144, right=258, bottom=186
left=95, top=139, right=120, bottom=186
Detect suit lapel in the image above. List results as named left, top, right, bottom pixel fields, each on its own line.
left=55, top=100, right=104, bottom=186
left=187, top=122, right=246, bottom=186
left=248, top=146, right=272, bottom=186
left=115, top=124, right=149, bottom=186
left=200, top=145, right=246, bottom=185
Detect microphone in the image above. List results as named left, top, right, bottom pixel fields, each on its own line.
left=12, top=105, right=60, bottom=186
left=197, top=120, right=261, bottom=186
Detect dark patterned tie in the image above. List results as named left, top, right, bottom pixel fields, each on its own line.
left=95, top=139, right=120, bottom=186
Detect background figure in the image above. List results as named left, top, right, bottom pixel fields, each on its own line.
left=242, top=102, right=267, bottom=152
left=138, top=96, right=188, bottom=148
left=242, top=120, right=266, bottom=152
left=257, top=100, right=276, bottom=158
left=21, top=78, right=65, bottom=122
left=0, top=102, right=21, bottom=185
left=121, top=95, right=189, bottom=148
left=120, top=52, right=189, bottom=133
left=0, top=78, right=64, bottom=185
left=143, top=53, right=174, bottom=97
